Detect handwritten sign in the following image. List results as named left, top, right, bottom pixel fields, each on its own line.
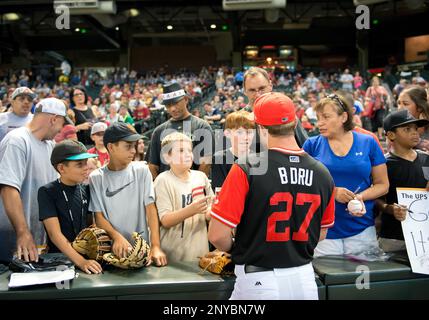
left=397, top=188, right=429, bottom=275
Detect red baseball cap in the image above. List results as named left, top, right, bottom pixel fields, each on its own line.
left=253, top=92, right=296, bottom=126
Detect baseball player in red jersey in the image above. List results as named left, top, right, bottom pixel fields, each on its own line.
left=208, top=92, right=335, bottom=300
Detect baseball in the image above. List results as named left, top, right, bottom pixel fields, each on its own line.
left=347, top=199, right=363, bottom=213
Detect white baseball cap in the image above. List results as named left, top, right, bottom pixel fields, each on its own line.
left=91, top=122, right=108, bottom=135
left=11, top=87, right=36, bottom=100
left=34, top=97, right=73, bottom=125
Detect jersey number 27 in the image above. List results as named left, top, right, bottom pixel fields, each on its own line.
left=266, top=192, right=321, bottom=242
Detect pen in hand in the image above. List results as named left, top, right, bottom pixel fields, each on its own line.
left=393, top=203, right=413, bottom=214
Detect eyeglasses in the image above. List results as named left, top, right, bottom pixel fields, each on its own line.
left=326, top=94, right=347, bottom=112
left=73, top=93, right=84, bottom=97
left=246, top=85, right=270, bottom=95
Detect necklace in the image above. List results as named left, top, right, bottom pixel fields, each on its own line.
left=58, top=179, right=85, bottom=237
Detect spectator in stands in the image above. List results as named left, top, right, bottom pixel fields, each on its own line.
left=303, top=94, right=389, bottom=257
left=87, top=122, right=109, bottom=166
left=106, top=102, right=120, bottom=124
left=71, top=86, right=96, bottom=146
left=54, top=124, right=78, bottom=143
left=365, top=76, right=390, bottom=140
left=393, top=79, right=408, bottom=100
left=340, top=69, right=354, bottom=92
left=353, top=71, right=363, bottom=90
left=0, top=87, right=35, bottom=142
left=133, top=138, right=146, bottom=162
left=119, top=105, right=134, bottom=126
left=203, top=102, right=222, bottom=125
left=305, top=72, right=320, bottom=92
left=133, top=101, right=150, bottom=134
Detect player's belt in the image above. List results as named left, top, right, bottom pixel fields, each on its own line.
left=244, top=265, right=273, bottom=274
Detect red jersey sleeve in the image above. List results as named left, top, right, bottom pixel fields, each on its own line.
left=210, top=164, right=249, bottom=228
left=321, top=188, right=335, bottom=228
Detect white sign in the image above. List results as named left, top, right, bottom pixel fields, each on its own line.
left=397, top=188, right=429, bottom=275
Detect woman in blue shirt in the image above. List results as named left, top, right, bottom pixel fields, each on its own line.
left=303, top=94, right=389, bottom=256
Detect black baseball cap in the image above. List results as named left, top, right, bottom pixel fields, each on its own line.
left=383, top=109, right=429, bottom=133
left=51, top=140, right=97, bottom=166
left=103, top=122, right=143, bottom=147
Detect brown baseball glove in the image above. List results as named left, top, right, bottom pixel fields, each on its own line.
left=103, top=232, right=151, bottom=269
left=72, top=226, right=112, bottom=262
left=199, top=250, right=234, bottom=275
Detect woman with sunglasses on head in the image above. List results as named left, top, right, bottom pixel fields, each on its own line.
left=303, top=94, right=389, bottom=257
left=70, top=86, right=96, bottom=146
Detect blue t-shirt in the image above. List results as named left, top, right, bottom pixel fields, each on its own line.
left=303, top=131, right=386, bottom=239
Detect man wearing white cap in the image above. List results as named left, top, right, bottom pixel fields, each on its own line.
left=0, top=97, right=72, bottom=263
left=0, top=87, right=35, bottom=142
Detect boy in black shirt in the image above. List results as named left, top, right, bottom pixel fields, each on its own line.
left=377, top=110, right=429, bottom=252
left=38, top=140, right=101, bottom=274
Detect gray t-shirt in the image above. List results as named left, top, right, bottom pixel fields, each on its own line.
left=0, top=127, right=57, bottom=262
left=88, top=161, right=155, bottom=243
left=0, top=112, right=33, bottom=142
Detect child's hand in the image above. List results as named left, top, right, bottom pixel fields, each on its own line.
left=189, top=196, right=210, bottom=215
left=391, top=203, right=407, bottom=222
left=150, top=245, right=168, bottom=267
left=77, top=259, right=103, bottom=274
left=112, top=236, right=133, bottom=258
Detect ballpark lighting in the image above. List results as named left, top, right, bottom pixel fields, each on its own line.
left=3, top=13, right=20, bottom=21
left=75, top=28, right=80, bottom=32
left=210, top=24, right=216, bottom=29
left=129, top=8, right=140, bottom=17
left=167, top=25, right=173, bottom=30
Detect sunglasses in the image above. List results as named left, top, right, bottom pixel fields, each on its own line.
left=16, top=95, right=34, bottom=103
left=326, top=94, right=347, bottom=112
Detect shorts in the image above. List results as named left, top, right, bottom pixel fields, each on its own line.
left=314, top=226, right=379, bottom=257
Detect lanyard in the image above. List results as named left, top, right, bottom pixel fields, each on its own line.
left=58, top=179, right=85, bottom=237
